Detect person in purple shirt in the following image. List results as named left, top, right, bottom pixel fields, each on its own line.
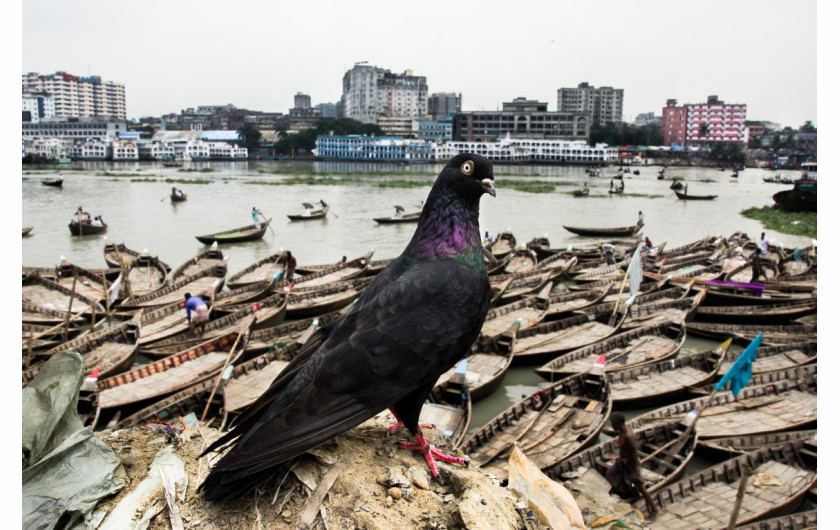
left=184, top=292, right=209, bottom=336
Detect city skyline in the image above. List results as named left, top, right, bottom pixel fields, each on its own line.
left=22, top=0, right=816, bottom=128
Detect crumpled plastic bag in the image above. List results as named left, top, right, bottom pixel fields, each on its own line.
left=507, top=445, right=586, bottom=530
left=22, top=352, right=126, bottom=530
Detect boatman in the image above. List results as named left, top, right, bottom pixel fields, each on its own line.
left=605, top=412, right=659, bottom=520
left=758, top=232, right=770, bottom=257
left=183, top=292, right=209, bottom=337
left=251, top=207, right=263, bottom=230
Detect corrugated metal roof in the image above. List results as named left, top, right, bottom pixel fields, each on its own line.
left=199, top=130, right=241, bottom=141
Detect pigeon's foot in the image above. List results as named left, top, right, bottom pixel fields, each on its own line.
left=387, top=421, right=434, bottom=436
left=400, top=433, right=469, bottom=477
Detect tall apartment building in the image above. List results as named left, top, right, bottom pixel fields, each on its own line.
left=661, top=96, right=747, bottom=146
left=661, top=99, right=687, bottom=146
left=22, top=93, right=56, bottom=123
left=428, top=93, right=461, bottom=120
left=341, top=63, right=428, bottom=124
left=22, top=71, right=126, bottom=120
left=557, top=82, right=624, bottom=126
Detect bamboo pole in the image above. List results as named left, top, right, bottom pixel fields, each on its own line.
left=62, top=271, right=79, bottom=342
left=727, top=465, right=752, bottom=529
left=200, top=316, right=256, bottom=422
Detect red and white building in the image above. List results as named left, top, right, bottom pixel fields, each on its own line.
left=661, top=96, right=747, bottom=146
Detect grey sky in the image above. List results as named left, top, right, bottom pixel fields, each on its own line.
left=22, top=0, right=816, bottom=127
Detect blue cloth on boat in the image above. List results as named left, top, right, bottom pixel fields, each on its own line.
left=715, top=333, right=762, bottom=397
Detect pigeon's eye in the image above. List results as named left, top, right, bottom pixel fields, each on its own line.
left=460, top=161, right=474, bottom=176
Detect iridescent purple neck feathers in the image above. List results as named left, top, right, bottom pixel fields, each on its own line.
left=407, top=189, right=481, bottom=260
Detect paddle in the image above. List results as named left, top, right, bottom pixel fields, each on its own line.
left=260, top=213, right=275, bottom=235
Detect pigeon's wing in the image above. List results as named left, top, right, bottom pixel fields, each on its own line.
left=202, top=259, right=489, bottom=489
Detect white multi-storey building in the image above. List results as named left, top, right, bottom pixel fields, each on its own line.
left=341, top=63, right=428, bottom=124
left=433, top=135, right=618, bottom=164
left=557, top=82, right=624, bottom=126
left=22, top=118, right=127, bottom=140
left=70, top=139, right=110, bottom=160
left=112, top=141, right=139, bottom=160
left=22, top=93, right=56, bottom=123
left=22, top=71, right=126, bottom=120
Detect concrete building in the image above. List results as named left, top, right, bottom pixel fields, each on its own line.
left=453, top=97, right=590, bottom=142
left=376, top=116, right=418, bottom=138
left=661, top=99, right=687, bottom=146
left=684, top=96, right=747, bottom=145
left=634, top=112, right=661, bottom=127
left=341, top=63, right=428, bottom=124
left=433, top=136, right=617, bottom=164
left=557, top=82, right=624, bottom=125
left=22, top=93, right=56, bottom=123
left=294, top=92, right=311, bottom=109
left=428, top=93, right=461, bottom=120
left=22, top=71, right=126, bottom=120
left=22, top=118, right=127, bottom=141
left=418, top=118, right=454, bottom=143
left=315, top=102, right=338, bottom=118
left=314, top=135, right=431, bottom=163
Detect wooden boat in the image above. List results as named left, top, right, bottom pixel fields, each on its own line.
left=773, top=180, right=817, bottom=213
left=544, top=421, right=697, bottom=495
left=600, top=281, right=682, bottom=306
left=534, top=252, right=578, bottom=274
left=418, top=380, right=472, bottom=447
left=26, top=318, right=141, bottom=384
left=170, top=190, right=187, bottom=202
left=603, top=339, right=729, bottom=409
left=572, top=186, right=590, bottom=197
left=171, top=249, right=228, bottom=281
left=436, top=325, right=516, bottom=402
left=373, top=211, right=421, bottom=224
left=698, top=430, right=817, bottom=458
left=136, top=301, right=195, bottom=346
left=364, top=258, right=393, bottom=276
left=640, top=440, right=816, bottom=529
left=563, top=222, right=643, bottom=238
left=211, top=281, right=275, bottom=309
left=674, top=189, right=718, bottom=200
left=488, top=232, right=517, bottom=259
left=484, top=249, right=512, bottom=275
left=461, top=371, right=610, bottom=482
left=479, top=285, right=550, bottom=340
left=22, top=273, right=102, bottom=316
left=571, top=261, right=628, bottom=283
left=222, top=341, right=304, bottom=414
left=226, top=251, right=289, bottom=289
left=734, top=510, right=816, bottom=530
left=587, top=290, right=705, bottom=330
left=695, top=299, right=817, bottom=325
left=68, top=218, right=107, bottom=236
left=512, top=311, right=626, bottom=364
left=41, top=177, right=63, bottom=187
left=119, top=264, right=226, bottom=309
left=503, top=248, right=538, bottom=274
left=286, top=277, right=372, bottom=318
left=793, top=313, right=816, bottom=326
left=195, top=219, right=271, bottom=244
left=243, top=309, right=345, bottom=355
left=96, top=327, right=251, bottom=411
left=686, top=322, right=816, bottom=345
left=491, top=270, right=556, bottom=304
left=139, top=291, right=288, bottom=356
left=294, top=252, right=373, bottom=288
left=287, top=202, right=329, bottom=221
left=103, top=242, right=171, bottom=272
left=623, top=368, right=816, bottom=438
left=726, top=261, right=779, bottom=283
left=22, top=301, right=86, bottom=327
left=535, top=322, right=686, bottom=381
left=22, top=227, right=33, bottom=237
left=123, top=254, right=170, bottom=298
left=544, top=285, right=610, bottom=320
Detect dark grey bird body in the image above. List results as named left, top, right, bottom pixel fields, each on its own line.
left=200, top=154, right=496, bottom=501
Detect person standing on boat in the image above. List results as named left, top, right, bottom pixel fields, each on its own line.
left=282, top=251, right=297, bottom=289
left=605, top=413, right=658, bottom=519
left=758, top=232, right=770, bottom=257
left=251, top=207, right=263, bottom=230
left=183, top=293, right=209, bottom=337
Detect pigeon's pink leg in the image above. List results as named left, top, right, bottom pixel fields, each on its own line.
left=386, top=407, right=433, bottom=435
left=400, top=432, right=468, bottom=477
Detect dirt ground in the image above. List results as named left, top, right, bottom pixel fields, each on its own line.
left=91, top=415, right=550, bottom=530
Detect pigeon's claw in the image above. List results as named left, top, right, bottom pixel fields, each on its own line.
left=387, top=421, right=434, bottom=436
left=399, top=433, right=467, bottom=477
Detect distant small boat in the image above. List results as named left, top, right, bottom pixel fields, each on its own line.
left=69, top=219, right=107, bottom=236
left=41, top=178, right=63, bottom=188
left=170, top=190, right=187, bottom=202
left=373, top=206, right=421, bottom=224
left=195, top=219, right=271, bottom=244
left=563, top=221, right=643, bottom=237
left=572, top=186, right=590, bottom=197
left=162, top=159, right=183, bottom=168
left=674, top=189, right=717, bottom=201
left=22, top=227, right=33, bottom=237
left=288, top=202, right=329, bottom=221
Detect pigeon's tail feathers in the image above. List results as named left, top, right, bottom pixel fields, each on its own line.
left=200, top=461, right=291, bottom=503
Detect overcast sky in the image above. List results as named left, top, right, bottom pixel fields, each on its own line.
left=22, top=0, right=816, bottom=127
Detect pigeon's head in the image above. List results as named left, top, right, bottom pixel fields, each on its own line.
left=439, top=153, right=495, bottom=200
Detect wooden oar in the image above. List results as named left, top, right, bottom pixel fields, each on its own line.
left=260, top=213, right=275, bottom=235
left=200, top=316, right=256, bottom=422
left=62, top=271, right=79, bottom=342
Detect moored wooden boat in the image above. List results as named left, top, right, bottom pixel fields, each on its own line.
left=492, top=270, right=556, bottom=304
left=695, top=299, right=817, bottom=325
left=124, top=254, right=170, bottom=298
left=724, top=341, right=816, bottom=377
left=22, top=227, right=33, bottom=236
left=503, top=248, right=538, bottom=274
left=544, top=420, right=697, bottom=495
left=734, top=510, right=817, bottom=530
left=686, top=322, right=816, bottom=345
left=286, top=277, right=372, bottom=318
left=119, top=265, right=226, bottom=309
left=562, top=222, right=643, bottom=238
left=68, top=218, right=107, bottom=236
left=294, top=251, right=373, bottom=288
left=697, top=429, right=817, bottom=458
left=674, top=189, right=718, bottom=200
left=605, top=339, right=729, bottom=409
left=544, top=285, right=610, bottom=320
left=534, top=252, right=578, bottom=274
left=22, top=300, right=86, bottom=326
left=623, top=367, right=816, bottom=438
left=641, top=440, right=816, bottom=529
left=222, top=341, right=306, bottom=414
left=513, top=311, right=626, bottom=364
left=95, top=327, right=251, bottom=412
left=195, top=220, right=272, bottom=244
left=461, top=371, right=610, bottom=482
left=226, top=251, right=289, bottom=289
left=535, top=322, right=686, bottom=381
left=419, top=379, right=472, bottom=447
left=372, top=211, right=421, bottom=224
left=436, top=324, right=517, bottom=402
left=479, top=285, right=550, bottom=340
left=104, top=242, right=172, bottom=272
left=171, top=248, right=227, bottom=282
left=242, top=310, right=345, bottom=355
left=487, top=232, right=517, bottom=259
left=22, top=273, right=103, bottom=316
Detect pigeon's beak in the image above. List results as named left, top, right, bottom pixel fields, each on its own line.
left=482, top=178, right=496, bottom=197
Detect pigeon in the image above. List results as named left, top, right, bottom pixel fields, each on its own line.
left=199, top=153, right=496, bottom=501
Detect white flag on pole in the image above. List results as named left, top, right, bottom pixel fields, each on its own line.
left=623, top=245, right=643, bottom=306
left=108, top=274, right=122, bottom=307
